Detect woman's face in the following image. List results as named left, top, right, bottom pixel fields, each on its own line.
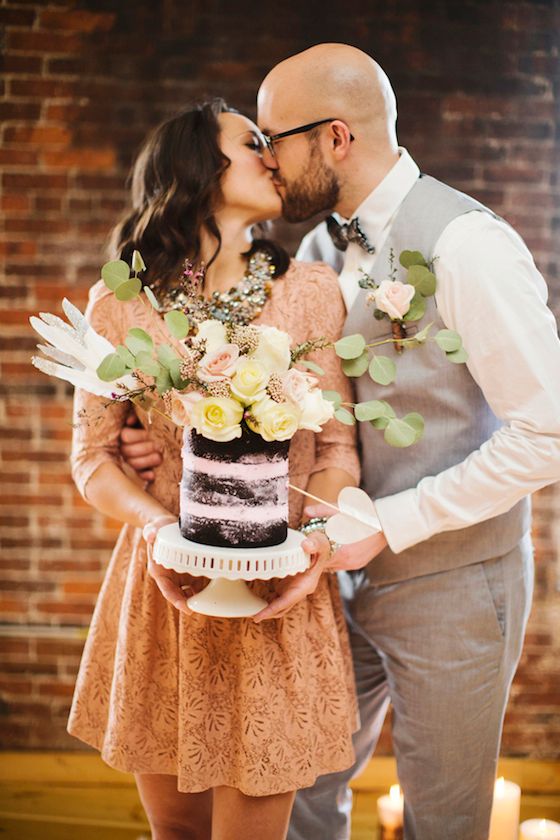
left=217, top=112, right=282, bottom=223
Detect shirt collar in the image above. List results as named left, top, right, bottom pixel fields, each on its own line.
left=341, top=147, right=420, bottom=251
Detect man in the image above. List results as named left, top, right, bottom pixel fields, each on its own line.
left=120, top=45, right=560, bottom=840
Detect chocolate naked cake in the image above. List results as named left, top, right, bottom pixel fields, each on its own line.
left=180, top=427, right=290, bottom=548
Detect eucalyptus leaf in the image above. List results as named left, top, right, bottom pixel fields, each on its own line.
left=135, top=351, right=161, bottom=377
left=399, top=250, right=427, bottom=269
left=369, top=355, right=396, bottom=386
left=115, top=344, right=135, bottom=368
left=96, top=352, right=126, bottom=382
left=164, top=309, right=190, bottom=340
left=384, top=417, right=418, bottom=448
left=334, top=333, right=366, bottom=360
left=155, top=366, right=173, bottom=395
left=322, top=390, right=342, bottom=409
left=298, top=359, right=325, bottom=376
left=101, top=259, right=130, bottom=291
left=446, top=346, right=469, bottom=364
left=414, top=322, right=433, bottom=343
left=144, top=286, right=161, bottom=311
left=403, top=292, right=426, bottom=322
left=114, top=277, right=142, bottom=301
left=369, top=400, right=396, bottom=429
left=402, top=412, right=425, bottom=442
left=435, top=329, right=462, bottom=352
left=334, top=407, right=356, bottom=426
left=407, top=264, right=436, bottom=296
left=125, top=327, right=153, bottom=355
left=157, top=343, right=180, bottom=369
left=342, top=351, right=369, bottom=377
left=169, top=358, right=188, bottom=389
left=132, top=249, right=146, bottom=273
left=355, top=400, right=387, bottom=421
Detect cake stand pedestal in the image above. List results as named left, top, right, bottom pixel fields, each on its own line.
left=153, top=524, right=308, bottom=618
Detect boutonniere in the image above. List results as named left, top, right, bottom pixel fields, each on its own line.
left=322, top=248, right=469, bottom=448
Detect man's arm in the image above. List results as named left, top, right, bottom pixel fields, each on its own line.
left=374, top=211, right=560, bottom=554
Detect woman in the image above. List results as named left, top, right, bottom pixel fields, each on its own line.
left=68, top=99, right=360, bottom=840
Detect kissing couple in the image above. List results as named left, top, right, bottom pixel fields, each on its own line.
left=67, top=43, right=560, bottom=840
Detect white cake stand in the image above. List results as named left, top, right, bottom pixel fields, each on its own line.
left=153, top=524, right=308, bottom=618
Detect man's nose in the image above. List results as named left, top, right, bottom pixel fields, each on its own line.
left=261, top=146, right=278, bottom=170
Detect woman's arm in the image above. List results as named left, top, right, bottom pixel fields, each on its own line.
left=83, top=460, right=171, bottom=528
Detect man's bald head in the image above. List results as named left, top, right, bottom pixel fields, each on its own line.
left=258, top=43, right=398, bottom=150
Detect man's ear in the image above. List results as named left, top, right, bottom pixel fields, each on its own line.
left=329, top=120, right=353, bottom=160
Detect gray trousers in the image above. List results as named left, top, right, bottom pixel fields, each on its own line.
left=288, top=536, right=534, bottom=840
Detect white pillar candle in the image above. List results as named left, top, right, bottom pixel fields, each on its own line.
left=488, top=777, right=521, bottom=840
left=520, top=819, right=560, bottom=839
left=377, top=784, right=404, bottom=836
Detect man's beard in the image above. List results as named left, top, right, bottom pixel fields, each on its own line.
left=278, top=142, right=340, bottom=223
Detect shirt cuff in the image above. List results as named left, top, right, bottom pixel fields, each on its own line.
left=374, top=487, right=432, bottom=554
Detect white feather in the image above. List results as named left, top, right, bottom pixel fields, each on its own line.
left=30, top=316, right=94, bottom=368
left=36, top=343, right=85, bottom=370
left=62, top=298, right=89, bottom=334
left=32, top=356, right=136, bottom=398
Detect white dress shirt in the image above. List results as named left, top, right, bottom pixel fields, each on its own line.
left=296, top=149, right=560, bottom=553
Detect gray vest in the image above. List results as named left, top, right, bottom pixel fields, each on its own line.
left=344, top=175, right=531, bottom=584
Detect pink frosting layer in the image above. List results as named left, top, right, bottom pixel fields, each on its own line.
left=182, top=454, right=287, bottom=481
left=182, top=498, right=288, bottom=523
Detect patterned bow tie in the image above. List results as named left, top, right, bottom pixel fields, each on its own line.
left=326, top=215, right=376, bottom=254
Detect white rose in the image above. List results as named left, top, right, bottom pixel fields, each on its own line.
left=247, top=397, right=301, bottom=442
left=299, top=389, right=335, bottom=432
left=189, top=396, right=243, bottom=442
left=281, top=368, right=318, bottom=403
left=169, top=390, right=204, bottom=427
left=251, top=325, right=292, bottom=373
left=230, top=358, right=269, bottom=405
left=195, top=319, right=227, bottom=353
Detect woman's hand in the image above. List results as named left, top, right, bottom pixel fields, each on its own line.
left=143, top=514, right=203, bottom=613
left=253, top=531, right=332, bottom=622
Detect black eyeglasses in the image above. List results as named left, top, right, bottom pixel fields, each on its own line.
left=259, top=118, right=354, bottom=158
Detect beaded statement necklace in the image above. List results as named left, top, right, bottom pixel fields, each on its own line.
left=150, top=250, right=276, bottom=328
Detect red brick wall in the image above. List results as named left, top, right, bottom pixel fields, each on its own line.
left=1, top=1, right=559, bottom=755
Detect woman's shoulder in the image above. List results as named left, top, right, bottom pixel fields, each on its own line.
left=281, top=258, right=342, bottom=301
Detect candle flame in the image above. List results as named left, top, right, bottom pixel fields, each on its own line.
left=495, top=776, right=505, bottom=795
left=389, top=784, right=403, bottom=803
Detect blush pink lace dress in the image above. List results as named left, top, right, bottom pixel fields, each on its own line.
left=67, top=259, right=360, bottom=796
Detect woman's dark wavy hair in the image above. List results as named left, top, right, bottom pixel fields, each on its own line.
left=110, top=98, right=290, bottom=288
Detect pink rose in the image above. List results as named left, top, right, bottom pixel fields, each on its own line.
left=281, top=368, right=318, bottom=403
left=169, top=390, right=204, bottom=426
left=197, top=344, right=240, bottom=382
left=374, top=280, right=415, bottom=320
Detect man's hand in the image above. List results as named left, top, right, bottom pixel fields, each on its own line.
left=253, top=530, right=331, bottom=622
left=304, top=502, right=388, bottom=572
left=121, top=410, right=163, bottom=482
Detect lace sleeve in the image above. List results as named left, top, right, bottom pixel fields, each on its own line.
left=297, top=263, right=360, bottom=484
left=70, top=282, right=131, bottom=501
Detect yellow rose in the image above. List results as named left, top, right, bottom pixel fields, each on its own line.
left=190, top=396, right=243, bottom=442
left=247, top=397, right=301, bottom=442
left=230, top=358, right=269, bottom=405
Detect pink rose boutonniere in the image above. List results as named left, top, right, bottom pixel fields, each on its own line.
left=322, top=248, right=469, bottom=448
